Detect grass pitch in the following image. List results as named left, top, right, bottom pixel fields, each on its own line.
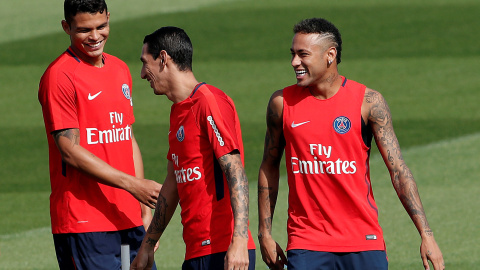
left=0, top=0, right=479, bottom=269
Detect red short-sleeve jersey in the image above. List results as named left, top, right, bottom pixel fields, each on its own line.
left=38, top=48, right=142, bottom=234
left=167, top=83, right=255, bottom=260
left=283, top=77, right=385, bottom=252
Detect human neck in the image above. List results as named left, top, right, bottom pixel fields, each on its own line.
left=168, top=71, right=199, bottom=104
left=308, top=72, right=342, bottom=100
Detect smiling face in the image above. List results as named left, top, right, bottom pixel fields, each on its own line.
left=290, top=33, right=333, bottom=88
left=62, top=11, right=110, bottom=67
left=140, top=43, right=164, bottom=95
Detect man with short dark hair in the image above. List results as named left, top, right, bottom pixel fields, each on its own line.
left=38, top=1, right=161, bottom=268
left=130, top=26, right=256, bottom=270
left=257, top=17, right=445, bottom=270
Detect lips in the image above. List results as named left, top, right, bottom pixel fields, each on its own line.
left=295, top=70, right=307, bottom=79
left=295, top=70, right=307, bottom=76
left=85, top=40, right=104, bottom=50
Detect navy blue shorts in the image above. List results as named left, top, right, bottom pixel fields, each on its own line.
left=53, top=226, right=156, bottom=270
left=182, top=249, right=256, bottom=270
left=287, top=249, right=388, bottom=270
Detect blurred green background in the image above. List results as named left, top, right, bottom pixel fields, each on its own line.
left=0, top=0, right=479, bottom=269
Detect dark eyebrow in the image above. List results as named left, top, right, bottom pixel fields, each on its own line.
left=77, top=22, right=109, bottom=31
left=291, top=48, right=308, bottom=54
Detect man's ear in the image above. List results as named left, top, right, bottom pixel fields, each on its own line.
left=61, top=20, right=71, bottom=35
left=326, top=46, right=337, bottom=64
left=160, top=50, right=168, bottom=65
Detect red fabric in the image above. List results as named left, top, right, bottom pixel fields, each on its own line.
left=39, top=48, right=142, bottom=234
left=167, top=83, right=255, bottom=260
left=283, top=77, right=385, bottom=252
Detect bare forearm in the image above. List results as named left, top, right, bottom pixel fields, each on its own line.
left=257, top=163, right=280, bottom=238
left=132, top=134, right=152, bottom=223
left=53, top=129, right=135, bottom=190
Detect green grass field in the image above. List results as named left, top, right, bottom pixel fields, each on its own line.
left=1, top=0, right=479, bottom=269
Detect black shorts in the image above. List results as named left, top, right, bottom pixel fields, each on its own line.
left=182, top=249, right=256, bottom=270
left=287, top=249, right=388, bottom=270
left=53, top=226, right=156, bottom=270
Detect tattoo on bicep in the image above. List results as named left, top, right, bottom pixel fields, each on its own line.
left=263, top=103, right=285, bottom=164
left=368, top=91, right=404, bottom=166
left=148, top=194, right=168, bottom=234
left=53, top=129, right=80, bottom=146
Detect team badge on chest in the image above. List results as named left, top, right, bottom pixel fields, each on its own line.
left=176, top=125, right=185, bottom=142
left=333, top=116, right=351, bottom=134
left=122, top=83, right=133, bottom=106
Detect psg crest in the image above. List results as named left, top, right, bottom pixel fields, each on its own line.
left=122, top=84, right=131, bottom=100
left=176, top=126, right=185, bottom=142
left=333, top=116, right=351, bottom=134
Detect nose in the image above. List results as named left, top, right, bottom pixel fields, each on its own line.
left=291, top=54, right=300, bottom=67
left=90, top=30, right=100, bottom=40
left=140, top=66, right=147, bottom=80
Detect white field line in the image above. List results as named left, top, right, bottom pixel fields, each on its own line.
left=0, top=0, right=245, bottom=44
left=370, top=131, right=480, bottom=162
left=0, top=226, right=51, bottom=239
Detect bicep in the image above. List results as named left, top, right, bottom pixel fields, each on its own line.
left=262, top=90, right=285, bottom=166
left=52, top=128, right=80, bottom=153
left=365, top=89, right=404, bottom=171
left=217, top=151, right=245, bottom=184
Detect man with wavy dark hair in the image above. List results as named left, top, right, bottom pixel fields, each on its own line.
left=257, top=18, right=444, bottom=270
left=39, top=1, right=161, bottom=269
left=131, top=26, right=256, bottom=270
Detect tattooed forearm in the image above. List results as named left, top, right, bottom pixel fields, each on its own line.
left=148, top=194, right=168, bottom=235
left=367, top=89, right=431, bottom=233
left=145, top=237, right=157, bottom=247
left=219, top=153, right=250, bottom=239
left=258, top=186, right=278, bottom=215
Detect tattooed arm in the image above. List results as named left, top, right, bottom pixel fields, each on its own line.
left=218, top=151, right=250, bottom=269
left=364, top=88, right=444, bottom=270
left=131, top=160, right=179, bottom=270
left=257, top=90, right=287, bottom=270
left=52, top=128, right=161, bottom=208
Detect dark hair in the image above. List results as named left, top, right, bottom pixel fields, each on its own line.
left=293, top=18, right=342, bottom=64
left=64, top=0, right=108, bottom=25
left=143, top=27, right=193, bottom=72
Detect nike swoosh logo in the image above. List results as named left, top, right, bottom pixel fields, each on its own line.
left=88, top=91, right=102, bottom=100
left=291, top=121, right=310, bottom=128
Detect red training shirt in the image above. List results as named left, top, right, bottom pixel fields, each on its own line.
left=283, top=77, right=385, bottom=252
left=38, top=48, right=143, bottom=234
left=167, top=83, right=255, bottom=260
